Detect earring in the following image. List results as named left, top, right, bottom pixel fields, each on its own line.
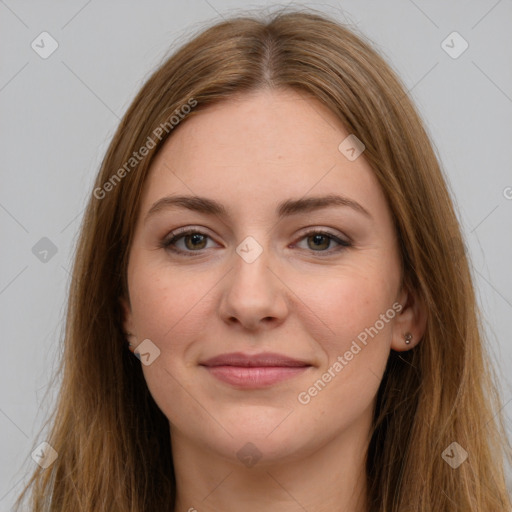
left=404, top=333, right=412, bottom=345
left=125, top=332, right=136, bottom=352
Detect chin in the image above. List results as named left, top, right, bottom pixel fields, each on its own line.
left=199, top=418, right=318, bottom=468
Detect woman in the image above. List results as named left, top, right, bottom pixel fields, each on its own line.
left=15, top=8, right=511, bottom=511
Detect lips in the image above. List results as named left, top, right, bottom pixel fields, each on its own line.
left=200, top=351, right=311, bottom=368
left=199, top=352, right=312, bottom=388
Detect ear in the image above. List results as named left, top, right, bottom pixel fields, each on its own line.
left=391, top=284, right=427, bottom=351
left=120, top=296, right=135, bottom=338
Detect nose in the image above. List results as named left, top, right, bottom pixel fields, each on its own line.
left=217, top=242, right=289, bottom=331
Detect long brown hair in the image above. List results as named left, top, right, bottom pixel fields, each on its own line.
left=14, top=8, right=511, bottom=511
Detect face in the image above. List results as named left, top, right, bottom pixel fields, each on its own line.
left=122, top=88, right=418, bottom=466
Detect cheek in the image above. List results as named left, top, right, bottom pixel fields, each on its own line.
left=297, top=267, right=397, bottom=351
left=129, top=261, right=215, bottom=346
left=291, top=268, right=397, bottom=413
left=293, top=274, right=394, bottom=416
left=128, top=265, right=215, bottom=417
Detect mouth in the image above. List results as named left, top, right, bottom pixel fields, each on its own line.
left=199, top=352, right=313, bottom=388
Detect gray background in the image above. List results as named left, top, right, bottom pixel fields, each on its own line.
left=1, top=0, right=511, bottom=507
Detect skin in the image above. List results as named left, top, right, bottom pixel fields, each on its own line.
left=122, top=88, right=427, bottom=512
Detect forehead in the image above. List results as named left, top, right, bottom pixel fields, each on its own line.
left=140, top=88, right=386, bottom=219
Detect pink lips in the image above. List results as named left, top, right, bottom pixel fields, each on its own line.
left=199, top=352, right=312, bottom=388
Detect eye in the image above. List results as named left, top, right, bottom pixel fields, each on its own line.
left=160, top=228, right=217, bottom=256
left=293, top=230, right=351, bottom=255
left=160, top=228, right=352, bottom=257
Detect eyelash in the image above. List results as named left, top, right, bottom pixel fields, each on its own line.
left=159, top=227, right=352, bottom=257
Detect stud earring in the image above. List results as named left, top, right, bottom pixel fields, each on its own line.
left=404, top=333, right=412, bottom=345
left=125, top=332, right=136, bottom=352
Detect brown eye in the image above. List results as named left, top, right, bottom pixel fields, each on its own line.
left=183, top=233, right=208, bottom=250
left=161, top=228, right=351, bottom=257
left=295, top=230, right=351, bottom=255
left=307, top=233, right=331, bottom=251
left=161, top=229, right=216, bottom=256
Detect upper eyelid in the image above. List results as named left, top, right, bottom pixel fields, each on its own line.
left=165, top=226, right=348, bottom=240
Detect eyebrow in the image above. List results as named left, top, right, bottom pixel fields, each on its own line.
left=144, top=193, right=372, bottom=223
